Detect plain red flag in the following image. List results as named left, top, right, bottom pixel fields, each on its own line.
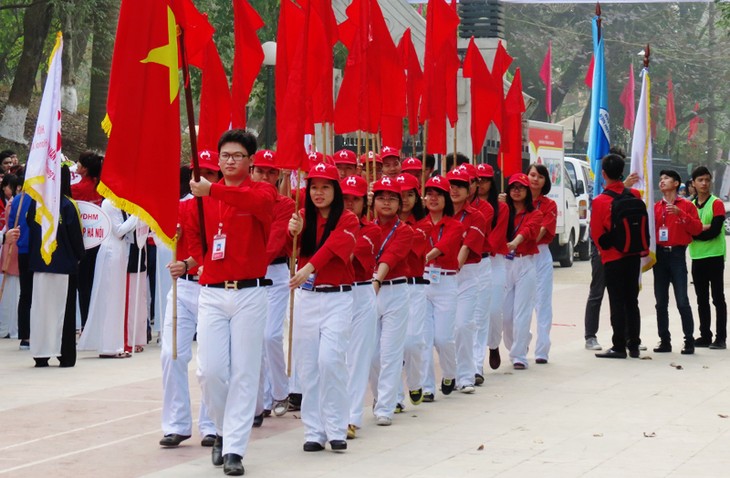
left=539, top=41, right=552, bottom=119
left=398, top=29, right=424, bottom=137
left=490, top=40, right=513, bottom=135
left=196, top=42, right=232, bottom=153
left=665, top=78, right=677, bottom=132
left=499, top=68, right=525, bottom=179
left=584, top=55, right=594, bottom=88
left=463, top=37, right=499, bottom=155
left=688, top=102, right=703, bottom=141
left=619, top=65, right=635, bottom=130
left=232, top=0, right=264, bottom=129
left=100, top=0, right=183, bottom=246
left=305, top=0, right=338, bottom=128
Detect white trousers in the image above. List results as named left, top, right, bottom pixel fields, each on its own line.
left=487, top=255, right=507, bottom=351
left=422, top=274, right=458, bottom=394
left=127, top=272, right=148, bottom=348
left=404, top=283, right=427, bottom=391
left=455, top=263, right=480, bottom=387
left=370, top=282, right=409, bottom=419
left=30, top=273, right=69, bottom=358
left=257, top=263, right=290, bottom=410
left=347, top=283, right=377, bottom=427
left=293, top=289, right=352, bottom=444
left=160, top=278, right=214, bottom=437
left=196, top=286, right=267, bottom=457
left=503, top=255, right=537, bottom=366
left=0, top=274, right=19, bottom=338
left=534, top=244, right=554, bottom=361
left=473, top=258, right=492, bottom=375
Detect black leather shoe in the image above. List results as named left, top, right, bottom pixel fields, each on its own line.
left=681, top=344, right=695, bottom=355
left=488, top=348, right=501, bottom=370
left=223, top=454, right=244, bottom=476
left=628, top=347, right=640, bottom=358
left=709, top=340, right=727, bottom=350
left=694, top=337, right=712, bottom=347
left=212, top=435, right=223, bottom=466
left=34, top=357, right=49, bottom=368
left=595, top=349, right=627, bottom=359
left=653, top=341, right=672, bottom=353
left=474, top=373, right=484, bottom=386
left=200, top=434, right=216, bottom=447
left=252, top=413, right=264, bottom=428
left=303, top=441, right=324, bottom=452
left=159, top=434, right=191, bottom=447
left=330, top=440, right=347, bottom=451
left=288, top=393, right=302, bottom=411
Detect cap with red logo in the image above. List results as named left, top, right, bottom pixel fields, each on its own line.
left=402, top=157, right=422, bottom=172
left=446, top=168, right=470, bottom=185
left=340, top=175, right=368, bottom=196
left=360, top=151, right=382, bottom=165
left=193, top=150, right=220, bottom=172
left=252, top=149, right=278, bottom=169
left=396, top=173, right=420, bottom=193
left=425, top=175, right=450, bottom=193
left=476, top=163, right=495, bottom=178
left=508, top=173, right=530, bottom=187
left=372, top=176, right=402, bottom=195
left=458, top=163, right=478, bottom=180
left=307, top=162, right=339, bottom=181
left=334, top=149, right=357, bottom=165
left=380, top=146, right=401, bottom=161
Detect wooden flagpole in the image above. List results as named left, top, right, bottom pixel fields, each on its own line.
left=287, top=169, right=303, bottom=377
left=171, top=233, right=178, bottom=360
left=421, top=123, right=428, bottom=196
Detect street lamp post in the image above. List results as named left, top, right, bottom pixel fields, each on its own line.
left=262, top=41, right=277, bottom=149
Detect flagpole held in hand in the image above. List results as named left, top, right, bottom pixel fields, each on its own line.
left=171, top=232, right=178, bottom=360
left=287, top=168, right=303, bottom=377
left=421, top=122, right=428, bottom=198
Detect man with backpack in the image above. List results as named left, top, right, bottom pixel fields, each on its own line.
left=590, top=152, right=649, bottom=359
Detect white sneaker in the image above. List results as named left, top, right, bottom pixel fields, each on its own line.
left=585, top=337, right=602, bottom=351
left=459, top=385, right=475, bottom=394
left=272, top=399, right=288, bottom=417
left=375, top=416, right=392, bottom=426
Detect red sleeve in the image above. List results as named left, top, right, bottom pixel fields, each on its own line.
left=434, top=218, right=465, bottom=258
left=479, top=202, right=494, bottom=236
left=309, top=211, right=359, bottom=271
left=353, top=222, right=380, bottom=276
left=516, top=210, right=542, bottom=242
left=590, top=194, right=611, bottom=246
left=462, top=210, right=487, bottom=255
left=541, top=198, right=557, bottom=235
left=680, top=199, right=704, bottom=236
left=377, top=222, right=413, bottom=268
left=209, top=180, right=277, bottom=225
left=713, top=199, right=726, bottom=217
left=266, top=195, right=296, bottom=262
left=184, top=197, right=206, bottom=267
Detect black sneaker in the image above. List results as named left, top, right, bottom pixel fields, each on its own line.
left=409, top=388, right=423, bottom=405
left=709, top=340, right=727, bottom=350
left=681, top=341, right=695, bottom=355
left=441, top=378, right=455, bottom=396
left=694, top=337, right=712, bottom=348
left=474, top=373, right=484, bottom=386
left=422, top=392, right=435, bottom=403
left=394, top=403, right=405, bottom=414
left=653, top=341, right=672, bottom=353
left=288, top=393, right=302, bottom=411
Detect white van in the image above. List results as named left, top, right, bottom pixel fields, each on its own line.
left=564, top=156, right=593, bottom=260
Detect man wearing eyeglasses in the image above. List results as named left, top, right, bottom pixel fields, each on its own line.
left=187, top=129, right=277, bottom=476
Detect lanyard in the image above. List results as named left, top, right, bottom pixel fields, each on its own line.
left=217, top=201, right=232, bottom=235
left=509, top=211, right=526, bottom=241
left=429, top=224, right=445, bottom=249
left=375, top=218, right=400, bottom=262
left=535, top=198, right=542, bottom=210
left=458, top=210, right=467, bottom=223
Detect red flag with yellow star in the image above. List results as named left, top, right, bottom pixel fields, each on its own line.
left=99, top=0, right=182, bottom=246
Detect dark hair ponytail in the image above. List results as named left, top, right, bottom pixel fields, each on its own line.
left=301, top=179, right=345, bottom=257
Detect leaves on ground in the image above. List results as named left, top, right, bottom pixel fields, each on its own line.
left=643, top=432, right=656, bottom=438
left=477, top=444, right=484, bottom=451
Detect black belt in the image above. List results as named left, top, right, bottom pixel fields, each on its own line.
left=380, top=278, right=408, bottom=286
left=181, top=274, right=199, bottom=282
left=270, top=257, right=288, bottom=265
left=309, top=285, right=352, bottom=293
left=657, top=245, right=686, bottom=253
left=353, top=280, right=372, bottom=286
left=439, top=271, right=457, bottom=276
left=481, top=252, right=491, bottom=258
left=406, top=277, right=430, bottom=285
left=205, top=278, right=272, bottom=290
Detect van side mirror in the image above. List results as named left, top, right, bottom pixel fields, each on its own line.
left=576, top=180, right=585, bottom=195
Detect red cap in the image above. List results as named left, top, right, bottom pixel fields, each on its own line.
left=380, top=146, right=401, bottom=161
left=307, top=151, right=324, bottom=167
left=402, top=157, right=422, bottom=171
left=340, top=175, right=368, bottom=196
left=425, top=175, right=450, bottom=193
left=325, top=155, right=335, bottom=165
left=334, top=149, right=357, bottom=165
left=476, top=163, right=495, bottom=178
left=372, top=176, right=402, bottom=195
left=307, top=162, right=339, bottom=181
left=194, top=150, right=220, bottom=172
left=446, top=168, right=470, bottom=185
left=458, top=163, right=478, bottom=180
left=360, top=151, right=382, bottom=165
left=509, top=173, right=530, bottom=187
left=252, top=149, right=278, bottom=169
left=396, top=173, right=420, bottom=193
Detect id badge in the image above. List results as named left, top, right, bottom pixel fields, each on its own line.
left=659, top=226, right=669, bottom=242
left=211, top=234, right=227, bottom=261
left=427, top=267, right=442, bottom=285
left=506, top=250, right=516, bottom=261
left=302, top=273, right=316, bottom=291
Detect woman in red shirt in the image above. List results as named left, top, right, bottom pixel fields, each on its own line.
left=528, top=164, right=558, bottom=365
left=289, top=163, right=359, bottom=453
left=340, top=175, right=381, bottom=439
left=501, top=173, right=542, bottom=370
left=417, top=176, right=465, bottom=401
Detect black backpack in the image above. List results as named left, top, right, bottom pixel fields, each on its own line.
left=600, top=188, right=650, bottom=254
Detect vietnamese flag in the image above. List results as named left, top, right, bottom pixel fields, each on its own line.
left=99, top=0, right=184, bottom=246
left=398, top=28, right=423, bottom=136
left=665, top=78, right=677, bottom=132
left=232, top=0, right=264, bottom=129
left=463, top=37, right=499, bottom=155
left=499, top=68, right=525, bottom=179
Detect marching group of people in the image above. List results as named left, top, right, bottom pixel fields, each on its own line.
left=0, top=130, right=727, bottom=477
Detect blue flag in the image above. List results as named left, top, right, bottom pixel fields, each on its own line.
left=587, top=16, right=610, bottom=196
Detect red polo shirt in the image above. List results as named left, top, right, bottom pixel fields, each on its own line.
left=472, top=197, right=495, bottom=254
left=455, top=204, right=487, bottom=264
left=352, top=219, right=381, bottom=282
left=375, top=216, right=413, bottom=279
left=267, top=194, right=296, bottom=263
left=71, top=176, right=103, bottom=205
left=404, top=214, right=430, bottom=277
left=488, top=202, right=510, bottom=255
left=418, top=214, right=465, bottom=271
left=654, top=196, right=703, bottom=247
left=534, top=195, right=557, bottom=245
left=511, top=208, right=543, bottom=255
left=177, top=196, right=200, bottom=276
left=590, top=181, right=643, bottom=264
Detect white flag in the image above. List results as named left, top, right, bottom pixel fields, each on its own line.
left=23, top=32, right=63, bottom=265
left=629, top=67, right=656, bottom=272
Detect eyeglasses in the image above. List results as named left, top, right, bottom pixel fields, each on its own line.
left=375, top=196, right=399, bottom=203
left=220, top=152, right=249, bottom=162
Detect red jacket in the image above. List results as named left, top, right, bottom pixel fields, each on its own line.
left=267, top=194, right=296, bottom=263
left=471, top=197, right=494, bottom=254
left=404, top=215, right=430, bottom=277
left=176, top=196, right=199, bottom=275
left=510, top=208, right=543, bottom=255
left=352, top=218, right=381, bottom=282
left=375, top=216, right=413, bottom=279
left=455, top=204, right=487, bottom=264
left=71, top=176, right=103, bottom=206
left=488, top=202, right=510, bottom=256
left=654, top=196, right=703, bottom=247
left=418, top=214, right=465, bottom=271
left=534, top=195, right=557, bottom=245
left=590, top=181, right=643, bottom=264
left=186, top=178, right=277, bottom=284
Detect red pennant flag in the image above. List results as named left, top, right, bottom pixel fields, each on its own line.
left=100, top=0, right=184, bottom=246
left=304, top=0, right=338, bottom=130
left=398, top=29, right=424, bottom=137
left=196, top=42, right=232, bottom=153
left=231, top=0, right=264, bottom=129
left=539, top=41, right=552, bottom=119
left=490, top=40, right=513, bottom=135
left=584, top=55, right=594, bottom=88
left=665, top=78, right=677, bottom=132
left=445, top=0, right=459, bottom=127
left=499, top=68, right=525, bottom=179
left=463, top=37, right=499, bottom=155
left=619, top=65, right=635, bottom=130
left=688, top=102, right=703, bottom=141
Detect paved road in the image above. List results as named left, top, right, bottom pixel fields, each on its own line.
left=1, top=254, right=728, bottom=478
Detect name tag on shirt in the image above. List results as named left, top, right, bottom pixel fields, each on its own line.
left=302, top=273, right=317, bottom=291
left=659, top=227, right=669, bottom=243
left=426, top=266, right=442, bottom=284
left=211, top=234, right=227, bottom=261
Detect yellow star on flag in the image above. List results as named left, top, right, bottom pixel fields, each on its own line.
left=141, top=6, right=179, bottom=104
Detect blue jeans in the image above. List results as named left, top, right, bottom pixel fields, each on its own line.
left=653, top=246, right=694, bottom=342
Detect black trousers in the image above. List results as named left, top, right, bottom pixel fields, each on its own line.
left=691, top=256, right=727, bottom=342
left=604, top=255, right=642, bottom=352
left=77, top=245, right=99, bottom=329
left=59, top=275, right=78, bottom=367
left=17, top=253, right=32, bottom=341
left=584, top=240, right=605, bottom=339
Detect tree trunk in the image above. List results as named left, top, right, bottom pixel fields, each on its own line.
left=706, top=3, right=718, bottom=165
left=60, top=0, right=92, bottom=114
left=86, top=0, right=120, bottom=151
left=0, top=0, right=53, bottom=144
